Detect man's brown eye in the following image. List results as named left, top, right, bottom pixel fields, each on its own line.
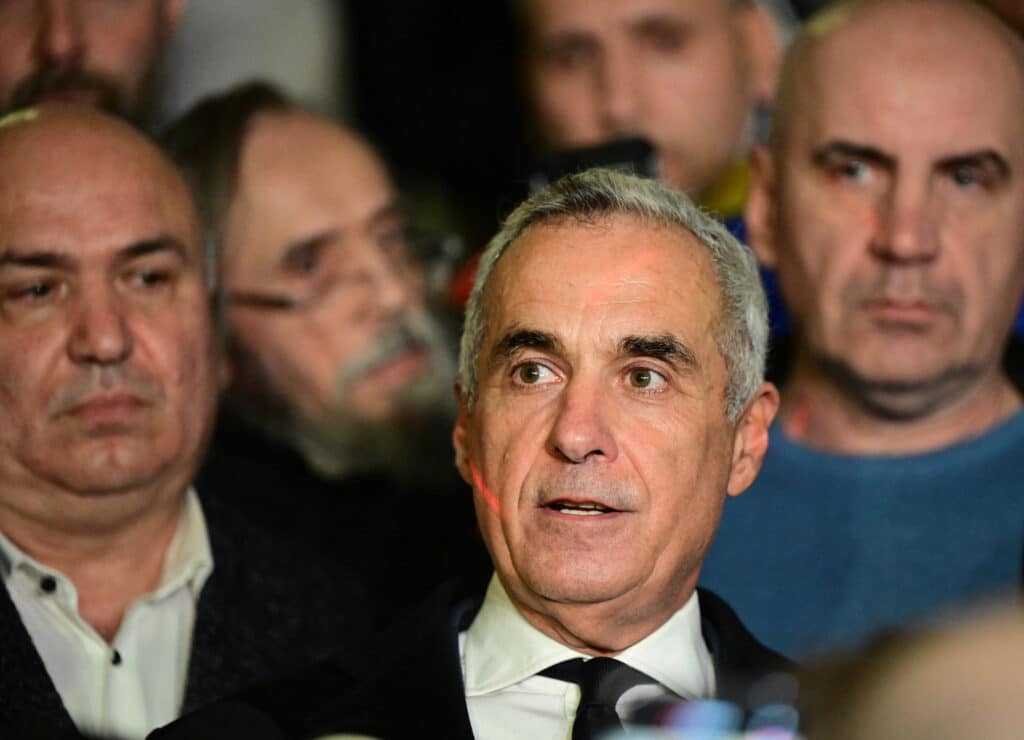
left=629, top=369, right=652, bottom=388
left=518, top=364, right=542, bottom=384
left=628, top=367, right=666, bottom=390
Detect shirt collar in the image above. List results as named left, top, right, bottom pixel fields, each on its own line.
left=0, top=487, right=214, bottom=604
left=462, top=575, right=715, bottom=700
left=616, top=590, right=716, bottom=700
left=150, top=487, right=214, bottom=602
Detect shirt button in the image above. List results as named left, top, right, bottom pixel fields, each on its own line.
left=39, top=576, right=57, bottom=594
left=112, top=650, right=122, bottom=666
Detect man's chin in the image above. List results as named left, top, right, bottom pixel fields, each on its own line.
left=820, top=353, right=984, bottom=421
left=42, top=450, right=164, bottom=496
left=294, top=395, right=456, bottom=484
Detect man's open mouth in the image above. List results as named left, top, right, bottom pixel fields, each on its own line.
left=546, top=500, right=619, bottom=516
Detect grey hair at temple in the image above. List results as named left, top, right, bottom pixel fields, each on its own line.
left=457, top=168, right=769, bottom=422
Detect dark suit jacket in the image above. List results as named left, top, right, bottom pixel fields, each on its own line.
left=0, top=495, right=368, bottom=739
left=153, top=580, right=795, bottom=740
left=196, top=407, right=491, bottom=629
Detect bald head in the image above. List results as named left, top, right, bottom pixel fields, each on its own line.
left=0, top=104, right=202, bottom=256
left=774, top=0, right=1024, bottom=154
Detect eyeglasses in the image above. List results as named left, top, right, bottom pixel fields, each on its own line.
left=226, top=229, right=416, bottom=314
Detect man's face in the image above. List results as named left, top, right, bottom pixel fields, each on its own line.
left=0, top=113, right=217, bottom=496
left=0, top=0, right=183, bottom=120
left=751, top=10, right=1024, bottom=414
left=523, top=0, right=756, bottom=198
left=224, top=112, right=447, bottom=426
left=455, top=216, right=771, bottom=641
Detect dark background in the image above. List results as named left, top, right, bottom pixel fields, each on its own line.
left=345, top=0, right=833, bottom=249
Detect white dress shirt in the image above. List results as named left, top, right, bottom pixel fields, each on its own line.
left=0, top=489, right=214, bottom=740
left=459, top=576, right=716, bottom=740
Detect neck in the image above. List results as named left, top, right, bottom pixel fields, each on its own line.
left=0, top=477, right=186, bottom=642
left=781, top=349, right=1021, bottom=455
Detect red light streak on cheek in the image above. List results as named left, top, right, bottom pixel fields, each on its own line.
left=469, top=459, right=502, bottom=515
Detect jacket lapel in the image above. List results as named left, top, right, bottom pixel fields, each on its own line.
left=362, top=584, right=479, bottom=740
left=698, top=587, right=796, bottom=707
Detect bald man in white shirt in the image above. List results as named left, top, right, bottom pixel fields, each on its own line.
left=0, top=105, right=364, bottom=740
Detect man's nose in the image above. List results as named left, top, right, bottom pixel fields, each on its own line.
left=546, top=377, right=619, bottom=464
left=67, top=290, right=133, bottom=366
left=595, top=50, right=643, bottom=136
left=35, top=0, right=85, bottom=68
left=869, top=180, right=941, bottom=264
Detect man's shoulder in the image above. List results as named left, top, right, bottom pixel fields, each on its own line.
left=154, top=579, right=480, bottom=740
left=183, top=493, right=370, bottom=714
left=696, top=589, right=798, bottom=716
left=700, top=589, right=794, bottom=675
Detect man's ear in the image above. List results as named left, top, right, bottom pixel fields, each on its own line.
left=726, top=382, right=780, bottom=497
left=452, top=384, right=474, bottom=487
left=745, top=144, right=779, bottom=268
left=737, top=2, right=785, bottom=106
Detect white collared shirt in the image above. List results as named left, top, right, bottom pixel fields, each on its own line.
left=459, top=576, right=716, bottom=740
left=0, top=489, right=214, bottom=740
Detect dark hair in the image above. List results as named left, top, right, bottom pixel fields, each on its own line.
left=160, top=80, right=294, bottom=289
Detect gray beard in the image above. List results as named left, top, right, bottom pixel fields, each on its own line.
left=291, top=361, right=457, bottom=485
left=230, top=311, right=458, bottom=486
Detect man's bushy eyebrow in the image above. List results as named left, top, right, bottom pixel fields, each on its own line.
left=621, top=334, right=699, bottom=370
left=493, top=329, right=561, bottom=359
left=0, top=249, right=75, bottom=270
left=0, top=235, right=190, bottom=272
left=119, top=236, right=189, bottom=263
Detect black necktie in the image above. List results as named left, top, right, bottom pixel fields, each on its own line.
left=541, top=657, right=655, bottom=740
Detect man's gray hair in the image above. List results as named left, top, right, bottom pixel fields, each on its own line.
left=457, top=168, right=768, bottom=422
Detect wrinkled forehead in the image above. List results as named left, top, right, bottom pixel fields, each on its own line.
left=781, top=3, right=1024, bottom=155
left=0, top=111, right=201, bottom=256
left=229, top=111, right=397, bottom=261
left=523, top=0, right=733, bottom=34
left=483, top=215, right=723, bottom=346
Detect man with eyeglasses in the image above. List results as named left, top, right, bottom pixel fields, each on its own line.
left=163, top=83, right=489, bottom=624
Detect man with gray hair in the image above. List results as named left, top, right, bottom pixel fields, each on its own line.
left=153, top=168, right=792, bottom=740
